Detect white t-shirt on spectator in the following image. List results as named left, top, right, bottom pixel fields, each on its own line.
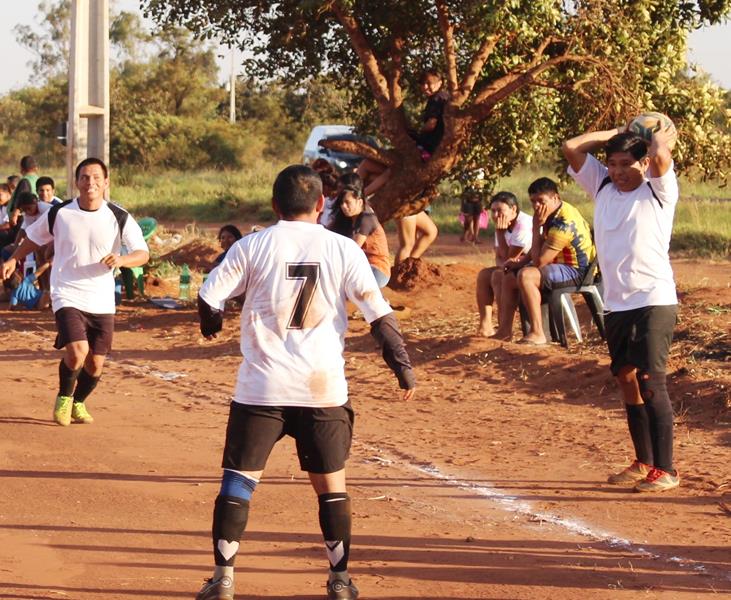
left=0, top=204, right=8, bottom=225
left=20, top=201, right=51, bottom=230
left=568, top=154, right=678, bottom=312
left=494, top=210, right=533, bottom=251
left=25, top=199, right=148, bottom=314
left=319, top=195, right=338, bottom=230
left=199, top=219, right=392, bottom=409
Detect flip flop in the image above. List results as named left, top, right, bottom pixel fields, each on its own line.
left=518, top=338, right=548, bottom=346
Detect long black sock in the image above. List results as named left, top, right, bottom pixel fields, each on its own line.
left=638, top=372, right=674, bottom=473
left=73, top=369, right=100, bottom=403
left=625, top=404, right=654, bottom=465
left=212, top=495, right=250, bottom=567
left=318, top=493, right=351, bottom=573
left=58, top=360, right=81, bottom=397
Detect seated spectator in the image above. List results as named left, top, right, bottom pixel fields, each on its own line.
left=476, top=191, right=532, bottom=337
left=495, top=177, right=596, bottom=343
left=36, top=176, right=63, bottom=205
left=313, top=159, right=339, bottom=228
left=8, top=156, right=40, bottom=227
left=331, top=185, right=391, bottom=288
left=7, top=175, right=19, bottom=194
left=0, top=183, right=15, bottom=250
left=15, top=192, right=51, bottom=245
left=212, top=224, right=243, bottom=270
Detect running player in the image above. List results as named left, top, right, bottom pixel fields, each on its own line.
left=563, top=124, right=680, bottom=492
left=0, top=158, right=149, bottom=426
left=195, top=165, right=416, bottom=600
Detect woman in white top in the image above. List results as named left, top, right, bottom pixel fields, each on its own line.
left=476, top=191, right=533, bottom=337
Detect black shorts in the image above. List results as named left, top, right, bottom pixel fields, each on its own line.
left=221, top=401, right=355, bottom=474
left=54, top=307, right=115, bottom=355
left=461, top=201, right=482, bottom=217
left=605, top=305, right=677, bottom=376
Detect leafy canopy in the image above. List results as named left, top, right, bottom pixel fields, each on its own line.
left=143, top=0, right=730, bottom=208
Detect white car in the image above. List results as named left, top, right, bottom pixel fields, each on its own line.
left=302, top=125, right=372, bottom=173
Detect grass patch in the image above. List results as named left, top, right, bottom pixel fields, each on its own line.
left=3, top=161, right=728, bottom=257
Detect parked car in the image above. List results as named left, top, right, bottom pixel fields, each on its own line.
left=302, top=125, right=377, bottom=173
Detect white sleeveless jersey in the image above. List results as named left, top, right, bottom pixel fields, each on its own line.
left=199, top=219, right=392, bottom=408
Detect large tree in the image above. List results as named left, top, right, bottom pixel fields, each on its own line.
left=144, top=0, right=730, bottom=220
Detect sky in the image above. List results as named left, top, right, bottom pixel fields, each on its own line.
left=0, top=2, right=729, bottom=93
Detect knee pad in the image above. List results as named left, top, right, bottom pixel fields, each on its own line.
left=219, top=469, right=258, bottom=501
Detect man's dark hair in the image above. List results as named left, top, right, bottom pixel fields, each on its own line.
left=36, top=176, right=55, bottom=190
left=16, top=191, right=38, bottom=208
left=604, top=132, right=648, bottom=161
left=419, top=69, right=442, bottom=84
left=20, top=155, right=37, bottom=172
left=528, top=177, right=559, bottom=196
left=272, top=165, right=322, bottom=218
left=490, top=191, right=520, bottom=212
left=0, top=183, right=10, bottom=194
left=75, top=157, right=109, bottom=180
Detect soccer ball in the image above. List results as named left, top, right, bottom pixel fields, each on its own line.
left=628, top=112, right=677, bottom=143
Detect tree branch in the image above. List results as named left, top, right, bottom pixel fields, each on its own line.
left=453, top=34, right=501, bottom=106
left=330, top=1, right=390, bottom=106
left=435, top=0, right=458, bottom=95
left=468, top=53, right=596, bottom=121
left=387, top=35, right=405, bottom=108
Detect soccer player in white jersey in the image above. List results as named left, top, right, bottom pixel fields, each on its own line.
left=195, top=165, right=416, bottom=600
left=563, top=125, right=679, bottom=492
left=1, top=158, right=149, bottom=426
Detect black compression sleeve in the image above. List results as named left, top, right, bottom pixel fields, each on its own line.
left=370, top=312, right=416, bottom=389
left=197, top=294, right=223, bottom=337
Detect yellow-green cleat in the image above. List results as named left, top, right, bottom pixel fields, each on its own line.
left=53, top=395, right=73, bottom=426
left=71, top=402, right=94, bottom=424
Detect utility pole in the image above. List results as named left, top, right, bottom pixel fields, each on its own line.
left=229, top=46, right=236, bottom=124
left=67, top=0, right=110, bottom=198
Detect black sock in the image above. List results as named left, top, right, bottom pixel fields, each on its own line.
left=58, top=360, right=81, bottom=397
left=625, top=404, right=654, bottom=466
left=212, top=495, right=250, bottom=567
left=318, top=493, right=351, bottom=573
left=638, top=372, right=674, bottom=473
left=73, top=369, right=101, bottom=403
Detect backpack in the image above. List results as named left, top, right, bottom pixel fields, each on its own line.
left=596, top=176, right=662, bottom=207
left=48, top=199, right=129, bottom=242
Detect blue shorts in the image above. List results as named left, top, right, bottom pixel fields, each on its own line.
left=539, top=263, right=585, bottom=291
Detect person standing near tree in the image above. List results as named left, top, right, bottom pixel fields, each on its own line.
left=195, top=165, right=415, bottom=600
left=7, top=155, right=40, bottom=227
left=0, top=158, right=149, bottom=426
left=562, top=125, right=680, bottom=492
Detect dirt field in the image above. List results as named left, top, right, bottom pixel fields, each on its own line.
left=1, top=233, right=729, bottom=600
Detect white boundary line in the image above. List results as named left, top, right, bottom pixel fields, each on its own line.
left=357, top=442, right=731, bottom=584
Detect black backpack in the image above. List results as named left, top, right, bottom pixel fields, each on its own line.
left=47, top=199, right=129, bottom=241
left=596, top=176, right=662, bottom=207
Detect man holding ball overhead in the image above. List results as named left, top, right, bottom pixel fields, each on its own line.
left=562, top=115, right=680, bottom=492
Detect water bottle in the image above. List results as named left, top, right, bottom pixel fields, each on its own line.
left=179, top=264, right=191, bottom=300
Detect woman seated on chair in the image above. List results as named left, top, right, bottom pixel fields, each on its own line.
left=330, top=185, right=391, bottom=289
left=475, top=191, right=532, bottom=337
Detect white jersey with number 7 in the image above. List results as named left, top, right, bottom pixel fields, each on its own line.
left=199, top=220, right=392, bottom=408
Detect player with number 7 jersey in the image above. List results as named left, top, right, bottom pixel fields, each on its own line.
left=195, top=165, right=415, bottom=600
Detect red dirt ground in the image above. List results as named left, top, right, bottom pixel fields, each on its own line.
left=0, top=233, right=729, bottom=600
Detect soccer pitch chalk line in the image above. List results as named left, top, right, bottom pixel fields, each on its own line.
left=356, top=441, right=731, bottom=584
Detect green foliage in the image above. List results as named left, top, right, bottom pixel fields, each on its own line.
left=142, top=0, right=731, bottom=192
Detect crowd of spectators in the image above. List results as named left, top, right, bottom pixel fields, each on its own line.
left=0, top=155, right=62, bottom=309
